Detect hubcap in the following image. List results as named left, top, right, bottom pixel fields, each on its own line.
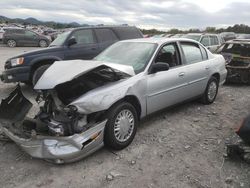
left=40, top=40, right=47, bottom=47
left=208, top=81, right=217, bottom=101
left=114, top=109, right=134, bottom=142
left=8, top=40, right=16, bottom=47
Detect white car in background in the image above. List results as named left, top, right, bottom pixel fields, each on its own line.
left=182, top=33, right=225, bottom=53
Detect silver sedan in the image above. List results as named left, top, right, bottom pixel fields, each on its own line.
left=0, top=38, right=227, bottom=163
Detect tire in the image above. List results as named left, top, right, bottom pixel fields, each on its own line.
left=32, top=65, right=50, bottom=86
left=104, top=102, right=138, bottom=150
left=201, top=76, right=219, bottom=104
left=7, top=39, right=16, bottom=47
left=39, top=40, right=48, bottom=47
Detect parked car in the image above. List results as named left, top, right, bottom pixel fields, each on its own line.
left=236, top=33, right=250, bottom=39
left=0, top=26, right=143, bottom=85
left=220, top=32, right=236, bottom=41
left=216, top=39, right=250, bottom=84
left=2, top=28, right=51, bottom=47
left=0, top=38, right=227, bottom=163
left=182, top=33, right=224, bottom=53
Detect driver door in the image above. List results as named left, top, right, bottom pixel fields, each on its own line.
left=146, top=43, right=188, bottom=114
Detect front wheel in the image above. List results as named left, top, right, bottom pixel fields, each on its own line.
left=39, top=40, right=48, bottom=47
left=201, top=76, right=219, bottom=104
left=7, top=39, right=16, bottom=47
left=32, top=65, right=50, bottom=86
left=104, top=102, right=138, bottom=150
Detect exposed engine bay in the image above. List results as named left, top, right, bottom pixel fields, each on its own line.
left=0, top=62, right=133, bottom=163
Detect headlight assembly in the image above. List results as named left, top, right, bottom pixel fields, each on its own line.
left=10, top=57, right=24, bottom=67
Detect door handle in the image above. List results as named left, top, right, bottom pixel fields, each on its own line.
left=178, top=72, right=185, bottom=77
left=91, top=47, right=97, bottom=50
left=205, top=66, right=210, bottom=70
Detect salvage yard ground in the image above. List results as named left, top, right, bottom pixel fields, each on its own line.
left=0, top=46, right=250, bottom=188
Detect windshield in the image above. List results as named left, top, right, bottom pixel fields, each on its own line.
left=50, top=31, right=71, bottom=46
left=183, top=35, right=201, bottom=41
left=94, top=42, right=157, bottom=74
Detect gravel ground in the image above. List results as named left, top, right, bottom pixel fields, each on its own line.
left=0, top=46, right=250, bottom=188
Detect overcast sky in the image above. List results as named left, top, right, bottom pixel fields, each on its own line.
left=0, top=0, right=250, bottom=30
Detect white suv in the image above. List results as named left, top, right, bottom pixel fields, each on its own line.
left=183, top=33, right=225, bottom=53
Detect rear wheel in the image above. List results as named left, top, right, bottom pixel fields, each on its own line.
left=39, top=40, right=48, bottom=47
left=32, top=65, right=50, bottom=86
left=201, top=76, right=219, bottom=104
left=104, top=102, right=138, bottom=150
left=7, top=39, right=16, bottom=47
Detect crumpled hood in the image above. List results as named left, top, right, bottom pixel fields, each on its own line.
left=34, top=60, right=135, bottom=90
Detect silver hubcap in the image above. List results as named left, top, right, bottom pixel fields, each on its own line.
left=8, top=40, right=16, bottom=47
left=114, top=109, right=134, bottom=142
left=208, top=81, right=217, bottom=101
left=40, top=40, right=47, bottom=47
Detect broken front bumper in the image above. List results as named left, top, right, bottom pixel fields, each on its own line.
left=2, top=120, right=107, bottom=164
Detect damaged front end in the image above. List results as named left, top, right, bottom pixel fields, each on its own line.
left=0, top=86, right=107, bottom=164
left=0, top=60, right=135, bottom=163
left=226, top=115, right=250, bottom=163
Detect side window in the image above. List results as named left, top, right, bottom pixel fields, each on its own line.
left=95, top=29, right=118, bottom=43
left=155, top=43, right=180, bottom=68
left=71, top=29, right=95, bottom=45
left=210, top=36, right=219, bottom=45
left=200, top=36, right=210, bottom=46
left=181, top=42, right=203, bottom=64
left=25, top=30, right=36, bottom=37
left=200, top=45, right=208, bottom=60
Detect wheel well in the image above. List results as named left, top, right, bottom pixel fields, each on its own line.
left=109, top=95, right=142, bottom=119
left=30, top=59, right=56, bottom=80
left=212, top=73, right=220, bottom=82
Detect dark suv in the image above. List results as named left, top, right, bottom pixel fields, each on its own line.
left=3, top=28, right=50, bottom=47
left=1, top=26, right=143, bottom=85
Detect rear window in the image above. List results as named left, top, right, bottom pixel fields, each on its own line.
left=210, top=36, right=219, bottom=45
left=112, top=27, right=142, bottom=40
left=5, top=29, right=24, bottom=34
left=95, top=29, right=118, bottom=43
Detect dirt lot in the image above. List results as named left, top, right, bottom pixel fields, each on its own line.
left=0, top=46, right=250, bottom=188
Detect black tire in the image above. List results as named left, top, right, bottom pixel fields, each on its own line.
left=104, top=102, right=138, bottom=150
left=39, top=40, right=48, bottom=47
left=201, top=76, right=219, bottom=104
left=7, top=39, right=16, bottom=47
left=32, top=65, right=50, bottom=86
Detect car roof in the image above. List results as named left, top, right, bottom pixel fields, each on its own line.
left=120, top=37, right=200, bottom=45
left=71, top=25, right=138, bottom=31
left=187, top=33, right=219, bottom=36
left=226, top=39, right=250, bottom=44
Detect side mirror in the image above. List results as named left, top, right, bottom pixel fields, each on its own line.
left=67, top=37, right=77, bottom=46
left=150, top=62, right=169, bottom=74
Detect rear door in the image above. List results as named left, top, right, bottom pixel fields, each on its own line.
left=179, top=42, right=210, bottom=97
left=64, top=29, right=100, bottom=60
left=94, top=28, right=119, bottom=52
left=22, top=30, right=39, bottom=46
left=209, top=35, right=220, bottom=53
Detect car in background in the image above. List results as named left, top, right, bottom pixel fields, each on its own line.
left=220, top=32, right=236, bottom=41
left=170, top=34, right=183, bottom=38
left=0, top=38, right=227, bottom=163
left=236, top=33, right=250, bottom=39
left=216, top=39, right=250, bottom=84
left=182, top=33, right=224, bottom=53
left=2, top=28, right=51, bottom=47
left=1, top=26, right=143, bottom=85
